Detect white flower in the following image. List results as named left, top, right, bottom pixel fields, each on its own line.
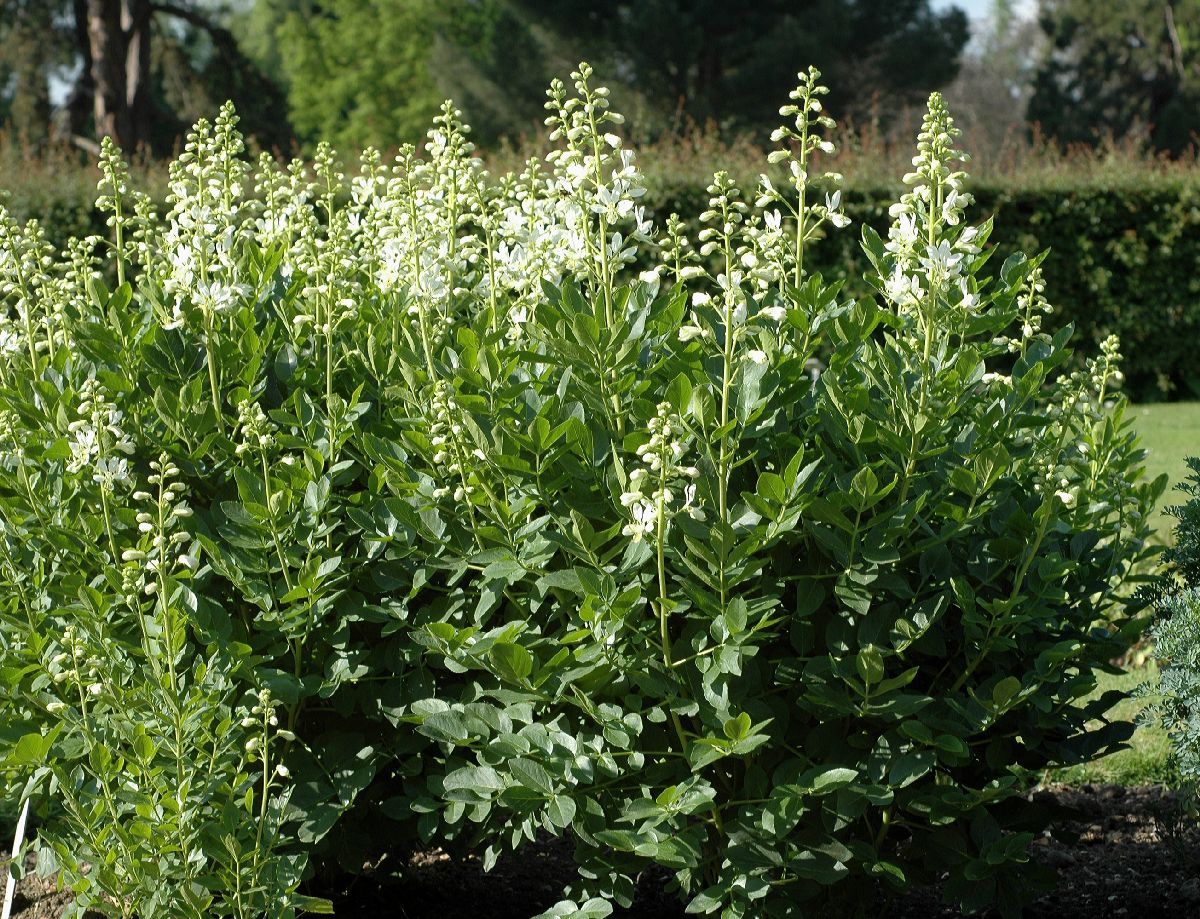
left=761, top=305, right=788, bottom=322
left=747, top=349, right=768, bottom=365
left=68, top=426, right=99, bottom=473
left=621, top=497, right=658, bottom=541
left=884, top=268, right=923, bottom=309
left=920, top=240, right=963, bottom=282
left=92, top=456, right=131, bottom=491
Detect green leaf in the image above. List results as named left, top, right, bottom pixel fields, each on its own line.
left=42, top=438, right=73, bottom=462
left=510, top=757, right=554, bottom=794
left=419, top=710, right=470, bottom=744
left=534, top=898, right=613, bottom=919
left=722, top=713, right=751, bottom=742
left=757, top=472, right=786, bottom=505
left=483, top=558, right=527, bottom=583
left=132, top=733, right=156, bottom=764
left=666, top=373, right=693, bottom=414
left=811, top=767, right=857, bottom=794
left=490, top=643, right=534, bottom=683
left=11, top=727, right=59, bottom=766
left=547, top=794, right=577, bottom=829
left=850, top=465, right=878, bottom=500
left=275, top=342, right=299, bottom=381
left=442, top=765, right=506, bottom=799
left=856, top=646, right=885, bottom=686
left=293, top=895, right=335, bottom=914
left=992, top=676, right=1022, bottom=707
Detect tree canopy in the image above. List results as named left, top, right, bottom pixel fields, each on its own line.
left=253, top=0, right=971, bottom=149
left=511, top=0, right=970, bottom=135
left=1029, top=0, right=1200, bottom=153
left=244, top=0, right=550, bottom=153
left=1, top=0, right=972, bottom=153
left=11, top=0, right=1200, bottom=159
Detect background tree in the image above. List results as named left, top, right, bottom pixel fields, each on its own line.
left=1, top=0, right=972, bottom=154
left=0, top=0, right=290, bottom=153
left=1029, top=0, right=1200, bottom=153
left=943, top=0, right=1044, bottom=150
left=510, top=0, right=971, bottom=136
left=0, top=1, right=76, bottom=145
left=241, top=0, right=969, bottom=151
left=240, top=0, right=549, bottom=152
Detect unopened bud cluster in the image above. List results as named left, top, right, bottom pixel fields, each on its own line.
left=240, top=687, right=295, bottom=778
left=428, top=383, right=486, bottom=502
left=235, top=398, right=276, bottom=458
left=124, top=455, right=195, bottom=597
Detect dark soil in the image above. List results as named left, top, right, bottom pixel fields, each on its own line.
left=5, top=784, right=1198, bottom=918
left=888, top=783, right=1200, bottom=918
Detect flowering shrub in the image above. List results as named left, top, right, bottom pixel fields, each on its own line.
left=0, top=63, right=1162, bottom=918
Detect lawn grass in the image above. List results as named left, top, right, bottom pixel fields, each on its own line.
left=1042, top=664, right=1179, bottom=788
left=1129, top=401, right=1200, bottom=544
left=1033, top=403, right=1200, bottom=788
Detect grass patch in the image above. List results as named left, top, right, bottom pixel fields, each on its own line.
left=1040, top=402, right=1197, bottom=788
left=1041, top=664, right=1180, bottom=788
left=1130, top=401, right=1200, bottom=544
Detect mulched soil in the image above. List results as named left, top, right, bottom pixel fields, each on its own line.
left=4, top=783, right=1198, bottom=918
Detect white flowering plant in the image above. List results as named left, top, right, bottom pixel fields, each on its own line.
left=0, top=65, right=1162, bottom=919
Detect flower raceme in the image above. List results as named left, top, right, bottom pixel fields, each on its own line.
left=620, top=403, right=703, bottom=542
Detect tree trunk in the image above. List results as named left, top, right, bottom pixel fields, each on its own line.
left=124, top=0, right=154, bottom=149
left=85, top=0, right=152, bottom=151
left=66, top=0, right=96, bottom=139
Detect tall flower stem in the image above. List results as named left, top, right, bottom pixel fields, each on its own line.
left=204, top=315, right=225, bottom=435
left=655, top=466, right=689, bottom=756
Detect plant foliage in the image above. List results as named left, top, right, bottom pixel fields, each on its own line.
left=0, top=64, right=1162, bottom=918
left=1145, top=459, right=1200, bottom=790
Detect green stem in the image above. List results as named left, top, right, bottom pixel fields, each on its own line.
left=716, top=228, right=737, bottom=621
left=204, top=316, right=225, bottom=435
left=260, top=452, right=295, bottom=594
left=586, top=109, right=615, bottom=327
left=113, top=197, right=126, bottom=289
left=655, top=490, right=690, bottom=757
left=99, top=487, right=118, bottom=562
left=794, top=121, right=809, bottom=287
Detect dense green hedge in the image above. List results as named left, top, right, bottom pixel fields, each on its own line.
left=5, top=175, right=1200, bottom=401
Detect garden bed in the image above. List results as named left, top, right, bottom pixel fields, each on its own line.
left=4, top=784, right=1196, bottom=918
